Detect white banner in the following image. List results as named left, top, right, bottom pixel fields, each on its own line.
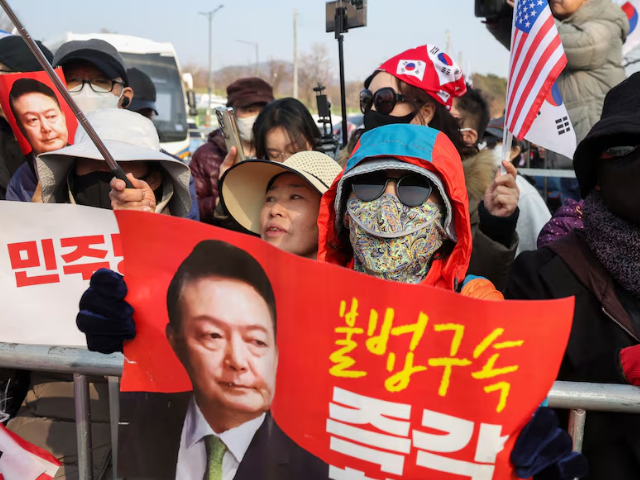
left=0, top=202, right=120, bottom=347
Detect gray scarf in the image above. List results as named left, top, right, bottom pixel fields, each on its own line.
left=582, top=191, right=640, bottom=299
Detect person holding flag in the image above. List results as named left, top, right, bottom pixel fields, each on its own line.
left=506, top=71, right=640, bottom=480
left=483, top=0, right=629, bottom=201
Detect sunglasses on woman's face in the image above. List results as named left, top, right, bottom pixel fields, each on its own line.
left=360, top=88, right=406, bottom=115
left=351, top=172, right=434, bottom=207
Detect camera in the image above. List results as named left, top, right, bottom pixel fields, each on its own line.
left=474, top=0, right=512, bottom=18
left=314, top=82, right=340, bottom=159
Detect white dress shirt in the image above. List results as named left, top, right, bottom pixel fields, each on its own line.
left=175, top=396, right=266, bottom=480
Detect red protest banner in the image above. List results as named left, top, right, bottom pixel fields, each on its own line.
left=0, top=69, right=78, bottom=156
left=115, top=210, right=573, bottom=480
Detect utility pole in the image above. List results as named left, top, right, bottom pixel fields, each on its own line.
left=458, top=52, right=463, bottom=70
left=200, top=4, right=224, bottom=127
left=293, top=8, right=298, bottom=99
left=237, top=40, right=259, bottom=76
left=445, top=29, right=451, bottom=54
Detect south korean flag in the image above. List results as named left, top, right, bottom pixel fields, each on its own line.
left=525, top=82, right=577, bottom=159
left=396, top=60, right=426, bottom=81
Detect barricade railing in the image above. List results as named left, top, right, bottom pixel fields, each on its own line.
left=518, top=168, right=576, bottom=179
left=1, top=342, right=640, bottom=479
left=0, top=343, right=123, bottom=480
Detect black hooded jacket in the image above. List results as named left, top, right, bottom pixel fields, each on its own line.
left=505, top=230, right=640, bottom=479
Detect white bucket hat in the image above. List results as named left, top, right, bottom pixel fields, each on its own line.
left=220, top=151, right=343, bottom=234
left=37, top=108, right=191, bottom=217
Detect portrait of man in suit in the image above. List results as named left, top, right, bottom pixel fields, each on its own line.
left=8, top=78, right=68, bottom=157
left=118, top=240, right=328, bottom=480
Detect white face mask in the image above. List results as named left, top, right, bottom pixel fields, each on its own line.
left=70, top=87, right=123, bottom=113
left=236, top=114, right=258, bottom=143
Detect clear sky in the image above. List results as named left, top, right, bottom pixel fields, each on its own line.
left=13, top=0, right=511, bottom=82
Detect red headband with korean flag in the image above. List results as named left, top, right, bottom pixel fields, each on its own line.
left=375, top=45, right=467, bottom=110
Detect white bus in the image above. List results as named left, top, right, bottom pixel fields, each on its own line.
left=45, top=32, right=195, bottom=160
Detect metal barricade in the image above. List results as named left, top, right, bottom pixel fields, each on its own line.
left=2, top=342, right=640, bottom=479
left=0, top=343, right=123, bottom=480
left=518, top=168, right=576, bottom=179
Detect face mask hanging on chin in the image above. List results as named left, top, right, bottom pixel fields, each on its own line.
left=363, top=110, right=417, bottom=132
left=70, top=88, right=123, bottom=114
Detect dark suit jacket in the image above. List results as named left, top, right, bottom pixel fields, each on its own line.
left=118, top=391, right=329, bottom=480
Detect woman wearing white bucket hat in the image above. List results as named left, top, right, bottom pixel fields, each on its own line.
left=219, top=151, right=342, bottom=259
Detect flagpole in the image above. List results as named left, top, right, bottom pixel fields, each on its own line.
left=502, top=130, right=513, bottom=173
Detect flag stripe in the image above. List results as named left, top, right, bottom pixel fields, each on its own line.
left=513, top=50, right=566, bottom=135
left=510, top=33, right=563, bottom=132
left=508, top=30, right=525, bottom=86
left=507, top=13, right=555, bottom=118
left=507, top=22, right=557, bottom=126
left=506, top=7, right=552, bottom=104
left=505, top=0, right=568, bottom=140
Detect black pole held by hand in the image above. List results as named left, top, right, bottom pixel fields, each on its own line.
left=326, top=1, right=367, bottom=149
left=0, top=0, right=134, bottom=188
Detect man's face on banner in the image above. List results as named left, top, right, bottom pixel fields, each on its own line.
left=12, top=91, right=68, bottom=155
left=168, top=277, right=277, bottom=417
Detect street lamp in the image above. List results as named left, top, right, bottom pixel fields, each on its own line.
left=199, top=4, right=224, bottom=127
left=237, top=39, right=259, bottom=76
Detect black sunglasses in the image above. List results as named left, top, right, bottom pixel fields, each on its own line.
left=360, top=87, right=406, bottom=115
left=602, top=145, right=638, bottom=158
left=351, top=172, right=434, bottom=207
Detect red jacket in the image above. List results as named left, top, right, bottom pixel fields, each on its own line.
left=190, top=129, right=227, bottom=224
left=317, top=124, right=502, bottom=300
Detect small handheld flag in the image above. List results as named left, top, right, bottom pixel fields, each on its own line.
left=502, top=0, right=572, bottom=166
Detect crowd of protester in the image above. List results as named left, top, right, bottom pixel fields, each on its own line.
left=1, top=0, right=640, bottom=478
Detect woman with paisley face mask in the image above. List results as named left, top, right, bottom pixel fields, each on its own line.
left=320, top=123, right=502, bottom=297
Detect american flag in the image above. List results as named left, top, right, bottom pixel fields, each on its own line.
left=505, top=0, right=567, bottom=140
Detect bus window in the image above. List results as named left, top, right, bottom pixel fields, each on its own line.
left=120, top=52, right=188, bottom=143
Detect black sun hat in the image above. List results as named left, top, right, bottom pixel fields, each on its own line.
left=574, top=72, right=640, bottom=198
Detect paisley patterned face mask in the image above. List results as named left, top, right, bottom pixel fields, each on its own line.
left=347, top=193, right=446, bottom=284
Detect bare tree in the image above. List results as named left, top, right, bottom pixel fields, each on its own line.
left=214, top=65, right=253, bottom=95
left=182, top=62, right=208, bottom=90
left=266, top=59, right=291, bottom=97
left=298, top=43, right=333, bottom=108
left=345, top=80, right=362, bottom=113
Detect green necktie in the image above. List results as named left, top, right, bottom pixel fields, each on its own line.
left=203, top=435, right=226, bottom=480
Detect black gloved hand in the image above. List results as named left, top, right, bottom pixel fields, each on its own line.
left=76, top=268, right=135, bottom=354
left=512, top=407, right=588, bottom=480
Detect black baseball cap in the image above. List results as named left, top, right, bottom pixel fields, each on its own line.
left=0, top=36, right=53, bottom=72
left=53, top=39, right=129, bottom=86
left=127, top=68, right=158, bottom=115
